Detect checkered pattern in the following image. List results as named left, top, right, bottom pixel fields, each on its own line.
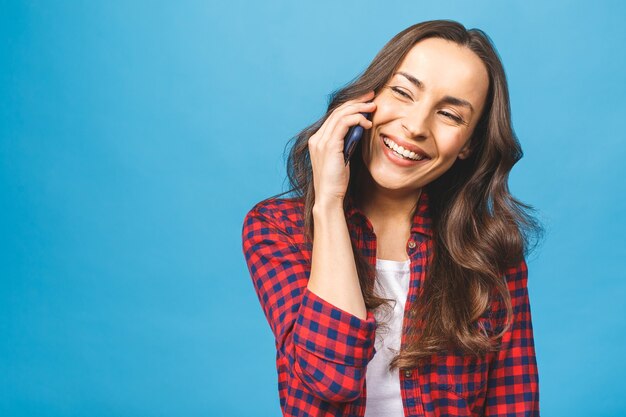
left=242, top=190, right=539, bottom=416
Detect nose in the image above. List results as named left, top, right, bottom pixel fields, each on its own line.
left=401, top=107, right=430, bottom=140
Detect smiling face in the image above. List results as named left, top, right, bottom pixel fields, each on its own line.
left=361, top=37, right=490, bottom=193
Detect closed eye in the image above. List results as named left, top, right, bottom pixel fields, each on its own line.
left=391, top=86, right=466, bottom=125
left=390, top=86, right=411, bottom=99
left=438, top=111, right=464, bottom=124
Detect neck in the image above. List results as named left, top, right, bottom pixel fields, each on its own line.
left=353, top=169, right=422, bottom=226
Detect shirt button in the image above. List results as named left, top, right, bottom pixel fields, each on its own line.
left=404, top=370, right=412, bottom=378
left=407, top=240, right=416, bottom=249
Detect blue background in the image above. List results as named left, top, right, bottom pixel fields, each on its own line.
left=2, top=1, right=625, bottom=416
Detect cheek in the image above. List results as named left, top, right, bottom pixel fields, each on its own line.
left=373, top=97, right=402, bottom=122
left=434, top=129, right=469, bottom=158
left=361, top=129, right=375, bottom=165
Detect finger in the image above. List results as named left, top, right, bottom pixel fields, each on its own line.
left=322, top=103, right=375, bottom=144
left=338, top=92, right=376, bottom=111
left=353, top=90, right=375, bottom=101
left=331, top=101, right=376, bottom=123
left=326, top=100, right=375, bottom=129
left=315, top=94, right=376, bottom=151
left=328, top=91, right=375, bottom=116
left=338, top=100, right=377, bottom=115
left=314, top=115, right=331, bottom=146
left=321, top=113, right=373, bottom=150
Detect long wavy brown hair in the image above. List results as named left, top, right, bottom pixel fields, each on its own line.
left=267, top=20, right=543, bottom=371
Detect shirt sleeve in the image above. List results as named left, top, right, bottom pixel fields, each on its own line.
left=483, top=259, right=540, bottom=416
left=241, top=204, right=377, bottom=403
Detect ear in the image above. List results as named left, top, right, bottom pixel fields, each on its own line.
left=457, top=140, right=471, bottom=160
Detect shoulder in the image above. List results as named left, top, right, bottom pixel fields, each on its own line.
left=503, top=258, right=529, bottom=298
left=242, top=195, right=306, bottom=239
left=246, top=195, right=304, bottom=222
left=492, top=258, right=530, bottom=322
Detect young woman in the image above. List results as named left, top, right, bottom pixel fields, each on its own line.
left=242, top=20, right=543, bottom=417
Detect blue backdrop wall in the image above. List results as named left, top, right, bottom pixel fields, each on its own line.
left=2, top=1, right=625, bottom=416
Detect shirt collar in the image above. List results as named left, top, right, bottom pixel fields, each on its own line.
left=345, top=189, right=433, bottom=238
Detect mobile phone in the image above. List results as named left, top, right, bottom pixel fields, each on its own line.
left=343, top=111, right=372, bottom=165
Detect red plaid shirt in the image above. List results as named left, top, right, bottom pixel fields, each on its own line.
left=241, top=189, right=539, bottom=416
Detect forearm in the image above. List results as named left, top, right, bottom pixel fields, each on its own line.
left=243, top=203, right=377, bottom=403
left=308, top=198, right=367, bottom=320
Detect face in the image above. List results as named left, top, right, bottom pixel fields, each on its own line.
left=362, top=37, right=490, bottom=193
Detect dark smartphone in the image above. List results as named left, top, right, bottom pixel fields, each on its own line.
left=343, top=111, right=372, bottom=165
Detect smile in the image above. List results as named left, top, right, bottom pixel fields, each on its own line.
left=380, top=134, right=430, bottom=167
left=383, top=138, right=424, bottom=161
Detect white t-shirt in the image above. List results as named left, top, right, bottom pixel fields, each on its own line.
left=364, top=258, right=411, bottom=417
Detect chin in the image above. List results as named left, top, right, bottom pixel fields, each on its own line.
left=367, top=164, right=417, bottom=192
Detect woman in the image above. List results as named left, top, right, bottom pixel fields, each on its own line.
left=242, top=20, right=543, bottom=417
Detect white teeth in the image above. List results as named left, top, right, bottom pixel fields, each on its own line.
left=383, top=136, right=425, bottom=161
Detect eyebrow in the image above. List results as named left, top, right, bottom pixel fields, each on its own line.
left=394, top=71, right=475, bottom=114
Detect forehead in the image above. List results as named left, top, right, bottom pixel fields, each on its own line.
left=394, top=37, right=489, bottom=104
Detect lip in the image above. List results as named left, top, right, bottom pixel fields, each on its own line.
left=379, top=134, right=431, bottom=167
left=381, top=133, right=431, bottom=159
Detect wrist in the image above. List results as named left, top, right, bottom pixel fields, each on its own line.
left=312, top=196, right=344, bottom=218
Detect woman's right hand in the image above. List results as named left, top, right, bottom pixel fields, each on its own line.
left=308, top=91, right=376, bottom=207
